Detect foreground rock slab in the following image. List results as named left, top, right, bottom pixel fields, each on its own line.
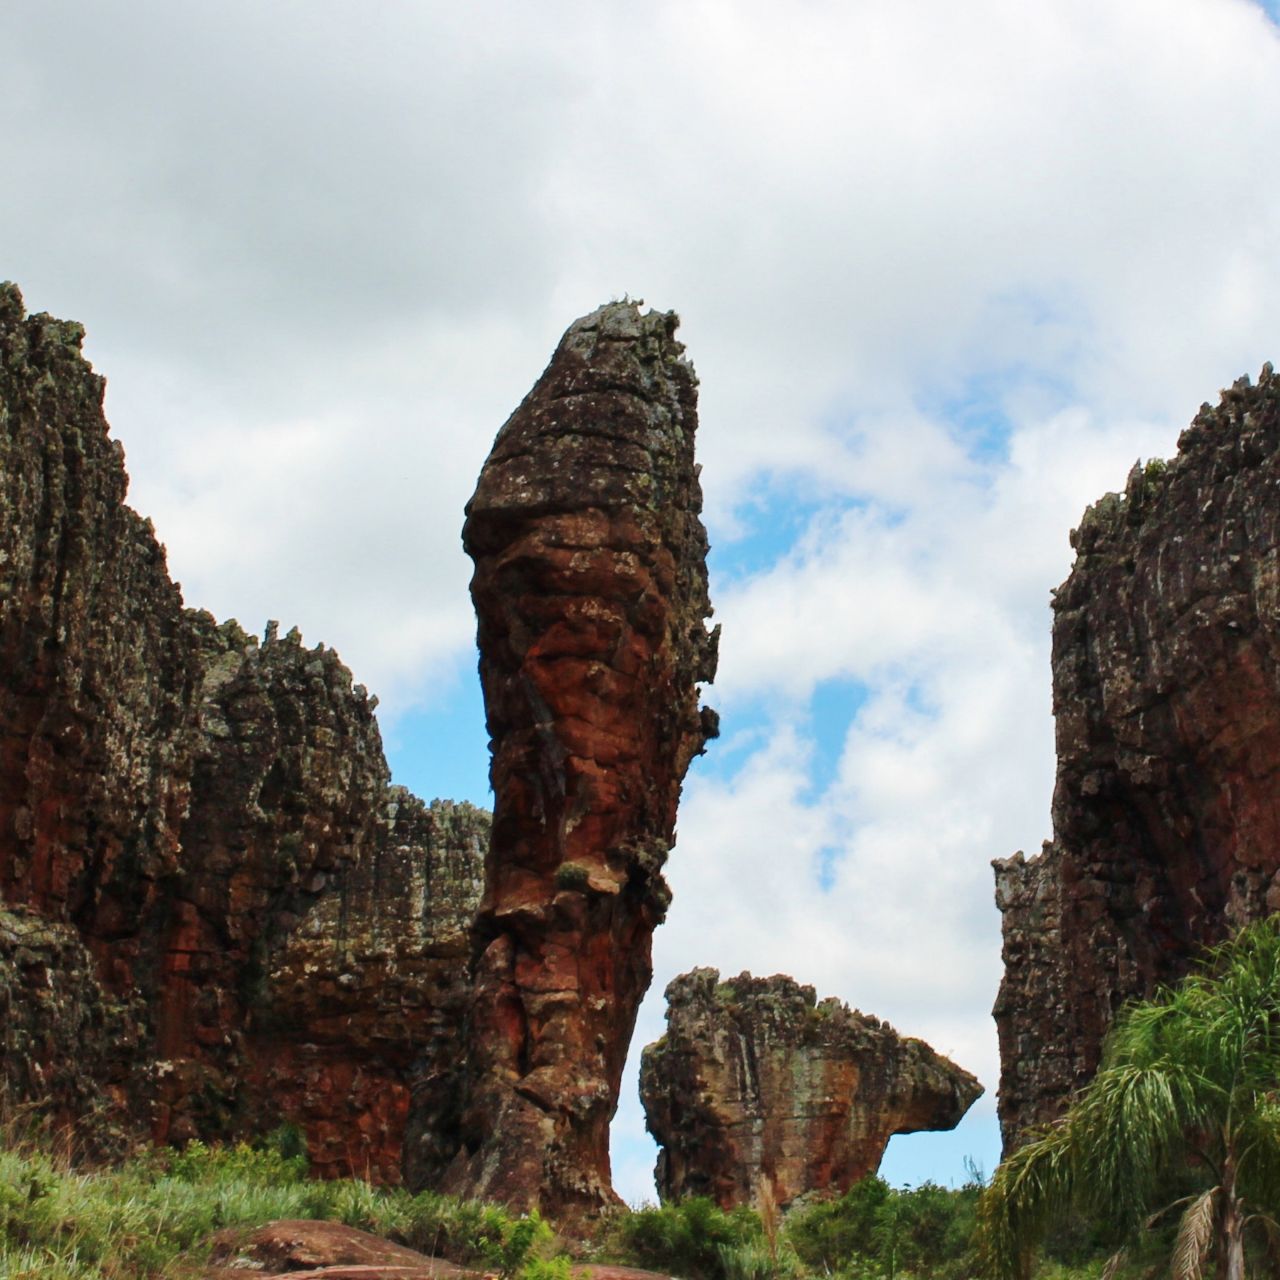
left=451, top=302, right=718, bottom=1217
left=994, top=364, right=1280, bottom=1146
left=203, top=1219, right=679, bottom=1280
left=205, top=1219, right=471, bottom=1276
left=641, top=969, right=982, bottom=1209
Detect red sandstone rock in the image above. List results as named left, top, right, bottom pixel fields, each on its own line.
left=255, top=793, right=486, bottom=1185
left=211, top=1271, right=464, bottom=1280
left=202, top=1226, right=678, bottom=1280
left=0, top=282, right=485, bottom=1180
left=993, top=364, right=1280, bottom=1146
left=451, top=302, right=718, bottom=1218
left=205, top=1219, right=463, bottom=1274
left=640, top=969, right=982, bottom=1209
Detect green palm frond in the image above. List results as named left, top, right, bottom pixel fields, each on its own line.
left=1068, top=1060, right=1197, bottom=1226
left=977, top=1123, right=1076, bottom=1280
left=976, top=917, right=1280, bottom=1280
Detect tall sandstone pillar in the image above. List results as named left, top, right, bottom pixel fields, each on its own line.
left=455, top=302, right=718, bottom=1217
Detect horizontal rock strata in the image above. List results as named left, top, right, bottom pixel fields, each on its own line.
left=641, top=969, right=982, bottom=1209
left=994, top=364, right=1280, bottom=1145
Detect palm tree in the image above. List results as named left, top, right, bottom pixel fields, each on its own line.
left=978, top=917, right=1280, bottom=1280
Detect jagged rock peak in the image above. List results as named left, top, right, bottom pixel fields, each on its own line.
left=0, top=283, right=487, bottom=1182
left=449, top=301, right=718, bottom=1220
left=994, top=362, right=1280, bottom=1148
left=641, top=969, right=982, bottom=1211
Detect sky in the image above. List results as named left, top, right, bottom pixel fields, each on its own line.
left=4, top=0, right=1280, bottom=1205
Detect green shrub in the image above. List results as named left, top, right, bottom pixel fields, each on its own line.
left=554, top=862, right=590, bottom=890
left=395, top=1192, right=524, bottom=1263
left=168, top=1126, right=308, bottom=1188
left=718, top=1238, right=803, bottom=1280
left=786, top=1175, right=891, bottom=1273
left=617, top=1197, right=762, bottom=1280
left=785, top=1173, right=985, bottom=1280
left=520, top=1256, right=577, bottom=1280
left=481, top=1209, right=552, bottom=1278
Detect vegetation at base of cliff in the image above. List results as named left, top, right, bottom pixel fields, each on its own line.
left=0, top=1130, right=1132, bottom=1280
left=0, top=1122, right=1155, bottom=1280
left=787, top=1174, right=982, bottom=1280
left=0, top=1124, right=559, bottom=1279
left=977, top=917, right=1280, bottom=1280
left=610, top=1194, right=766, bottom=1279
left=609, top=1179, right=1130, bottom=1280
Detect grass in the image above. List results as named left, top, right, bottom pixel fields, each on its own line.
left=0, top=1124, right=1142, bottom=1280
left=0, top=1125, right=558, bottom=1279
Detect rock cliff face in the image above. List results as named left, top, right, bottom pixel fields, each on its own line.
left=0, top=903, right=145, bottom=1142
left=452, top=303, right=718, bottom=1217
left=260, top=793, right=486, bottom=1185
left=994, top=365, right=1280, bottom=1146
left=0, top=283, right=485, bottom=1180
left=640, top=970, right=982, bottom=1210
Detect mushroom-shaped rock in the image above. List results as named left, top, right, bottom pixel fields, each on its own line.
left=640, top=969, right=982, bottom=1210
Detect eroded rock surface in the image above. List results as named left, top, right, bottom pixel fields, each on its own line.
left=640, top=969, right=982, bottom=1210
left=0, top=282, right=485, bottom=1179
left=0, top=903, right=144, bottom=1138
left=260, top=793, right=487, bottom=1184
left=451, top=302, right=718, bottom=1217
left=994, top=364, right=1280, bottom=1146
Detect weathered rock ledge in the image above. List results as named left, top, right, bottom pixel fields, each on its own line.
left=641, top=969, right=982, bottom=1210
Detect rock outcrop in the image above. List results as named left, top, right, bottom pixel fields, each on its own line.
left=0, top=282, right=485, bottom=1180
left=204, top=1219, right=475, bottom=1278
left=994, top=365, right=1280, bottom=1146
left=451, top=302, right=718, bottom=1217
left=640, top=969, right=983, bottom=1210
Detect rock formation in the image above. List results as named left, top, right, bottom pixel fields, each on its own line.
left=0, top=282, right=485, bottom=1180
left=204, top=1218, right=476, bottom=1278
left=994, top=364, right=1280, bottom=1146
left=640, top=970, right=982, bottom=1210
left=451, top=302, right=718, bottom=1217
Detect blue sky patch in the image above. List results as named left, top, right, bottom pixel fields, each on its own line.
left=806, top=677, right=870, bottom=799
left=383, top=676, right=492, bottom=809
left=710, top=481, right=834, bottom=585
left=880, top=1110, right=1002, bottom=1190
